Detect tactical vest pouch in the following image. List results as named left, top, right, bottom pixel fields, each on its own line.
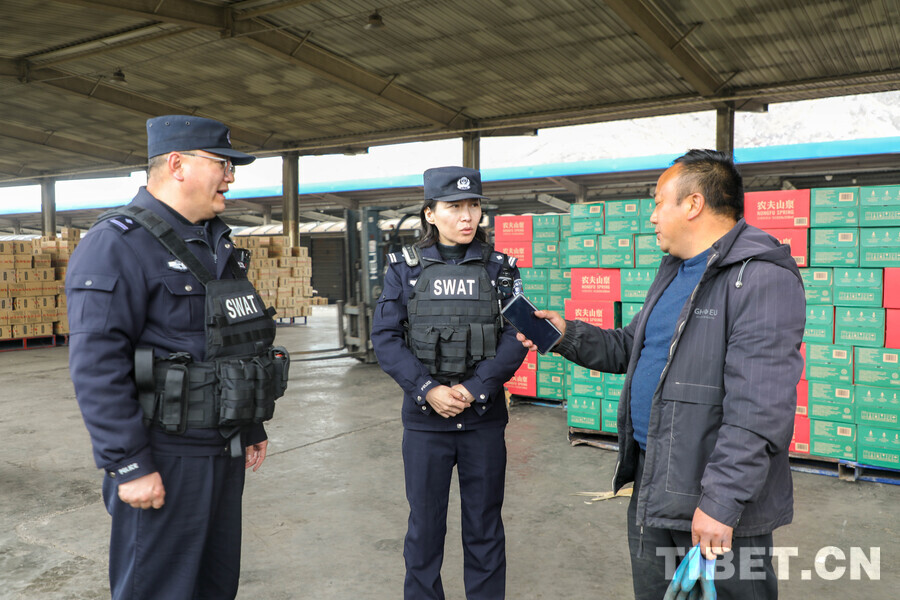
left=216, top=346, right=290, bottom=426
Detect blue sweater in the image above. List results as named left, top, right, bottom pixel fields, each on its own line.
left=630, top=249, right=709, bottom=449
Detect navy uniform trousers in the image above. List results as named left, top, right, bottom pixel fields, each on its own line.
left=103, top=451, right=245, bottom=600
left=402, top=426, right=507, bottom=600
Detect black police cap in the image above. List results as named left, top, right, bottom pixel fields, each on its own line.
left=423, top=166, right=487, bottom=203
left=146, top=115, right=256, bottom=165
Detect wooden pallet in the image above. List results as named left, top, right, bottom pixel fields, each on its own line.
left=508, top=394, right=566, bottom=409
left=0, top=334, right=68, bottom=352
left=568, top=427, right=619, bottom=452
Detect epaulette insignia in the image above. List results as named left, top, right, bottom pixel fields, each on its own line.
left=107, top=217, right=140, bottom=233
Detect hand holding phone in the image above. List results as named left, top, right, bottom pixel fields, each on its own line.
left=501, top=294, right=564, bottom=354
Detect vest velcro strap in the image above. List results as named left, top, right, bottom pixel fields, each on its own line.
left=470, top=323, right=485, bottom=361
left=483, top=324, right=497, bottom=358
left=160, top=364, right=189, bottom=434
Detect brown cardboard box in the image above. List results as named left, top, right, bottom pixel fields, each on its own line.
left=0, top=257, right=14, bottom=270
left=14, top=256, right=33, bottom=270
left=60, top=227, right=81, bottom=240
left=0, top=298, right=12, bottom=311
left=54, top=318, right=69, bottom=334
left=0, top=242, right=15, bottom=255
left=0, top=324, right=12, bottom=339
left=33, top=322, right=54, bottom=336
left=33, top=254, right=52, bottom=269
left=23, top=282, right=43, bottom=297
left=15, top=270, right=36, bottom=283
left=6, top=280, right=24, bottom=296
left=11, top=241, right=30, bottom=254
left=0, top=282, right=7, bottom=298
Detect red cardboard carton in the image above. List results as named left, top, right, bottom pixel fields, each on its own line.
left=791, top=415, right=811, bottom=455
left=886, top=309, right=900, bottom=350
left=764, top=228, right=809, bottom=267
left=797, top=380, right=809, bottom=416
left=884, top=268, right=900, bottom=308
left=564, top=299, right=617, bottom=328
left=493, top=215, right=533, bottom=242
left=570, top=268, right=621, bottom=301
left=495, top=242, right=532, bottom=267
left=505, top=366, right=536, bottom=397
left=745, top=189, right=811, bottom=229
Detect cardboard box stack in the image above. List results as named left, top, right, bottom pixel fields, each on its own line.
left=496, top=202, right=655, bottom=433
left=0, top=228, right=78, bottom=341
left=744, top=185, right=900, bottom=471
left=231, top=235, right=316, bottom=318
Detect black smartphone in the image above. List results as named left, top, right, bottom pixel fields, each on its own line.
left=501, top=294, right=563, bottom=354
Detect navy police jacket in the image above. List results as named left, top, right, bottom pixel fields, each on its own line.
left=371, top=240, right=528, bottom=431
left=66, top=187, right=265, bottom=483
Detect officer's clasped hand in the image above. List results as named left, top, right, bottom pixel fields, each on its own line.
left=426, top=385, right=472, bottom=418
left=662, top=544, right=717, bottom=600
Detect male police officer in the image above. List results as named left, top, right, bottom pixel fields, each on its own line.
left=67, top=115, right=287, bottom=599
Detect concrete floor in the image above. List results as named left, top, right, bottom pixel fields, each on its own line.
left=1, top=305, right=898, bottom=599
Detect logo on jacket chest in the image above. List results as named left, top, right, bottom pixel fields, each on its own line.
left=431, top=277, right=479, bottom=298
left=224, top=293, right=263, bottom=322
left=693, top=306, right=719, bottom=320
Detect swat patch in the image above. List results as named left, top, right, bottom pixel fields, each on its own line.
left=223, top=292, right=265, bottom=323
left=431, top=277, right=479, bottom=298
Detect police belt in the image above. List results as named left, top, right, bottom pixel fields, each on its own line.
left=134, top=346, right=290, bottom=435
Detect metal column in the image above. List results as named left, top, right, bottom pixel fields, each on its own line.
left=716, top=104, right=735, bottom=158
left=41, top=178, right=56, bottom=237
left=282, top=151, right=299, bottom=247
left=462, top=132, right=481, bottom=169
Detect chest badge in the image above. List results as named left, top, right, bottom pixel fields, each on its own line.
left=167, top=259, right=189, bottom=272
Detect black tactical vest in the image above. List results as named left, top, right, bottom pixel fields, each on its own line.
left=95, top=205, right=289, bottom=445
left=406, top=246, right=503, bottom=384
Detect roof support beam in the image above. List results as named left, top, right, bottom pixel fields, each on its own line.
left=25, top=24, right=186, bottom=67
left=232, top=0, right=320, bottom=21
left=603, top=0, right=725, bottom=98
left=51, top=0, right=469, bottom=128
left=0, top=119, right=144, bottom=165
left=0, top=59, right=275, bottom=149
left=232, top=22, right=466, bottom=128
left=548, top=177, right=587, bottom=202
left=316, top=193, right=359, bottom=210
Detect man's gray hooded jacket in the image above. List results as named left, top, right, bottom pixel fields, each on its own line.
left=556, top=219, right=806, bottom=536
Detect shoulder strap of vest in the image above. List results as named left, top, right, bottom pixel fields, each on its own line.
left=99, top=205, right=214, bottom=285
left=401, top=244, right=420, bottom=267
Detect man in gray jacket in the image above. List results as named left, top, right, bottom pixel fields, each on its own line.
left=518, top=149, right=805, bottom=599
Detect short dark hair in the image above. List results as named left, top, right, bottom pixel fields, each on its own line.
left=147, top=154, right=168, bottom=177
left=672, top=149, right=743, bottom=221
left=415, top=199, right=487, bottom=248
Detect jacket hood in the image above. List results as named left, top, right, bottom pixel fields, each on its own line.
left=709, top=219, right=802, bottom=283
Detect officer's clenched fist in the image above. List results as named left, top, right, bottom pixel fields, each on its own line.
left=117, top=471, right=166, bottom=509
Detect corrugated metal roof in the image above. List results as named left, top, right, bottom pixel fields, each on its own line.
left=2, top=0, right=899, bottom=187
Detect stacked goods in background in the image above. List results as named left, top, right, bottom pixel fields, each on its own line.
left=747, top=184, right=900, bottom=472
left=231, top=234, right=317, bottom=317
left=496, top=198, right=656, bottom=435
left=0, top=227, right=78, bottom=341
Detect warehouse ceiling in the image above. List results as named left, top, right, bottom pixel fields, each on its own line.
left=1, top=0, right=899, bottom=186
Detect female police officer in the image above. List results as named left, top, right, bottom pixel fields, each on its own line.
left=371, top=166, right=527, bottom=599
